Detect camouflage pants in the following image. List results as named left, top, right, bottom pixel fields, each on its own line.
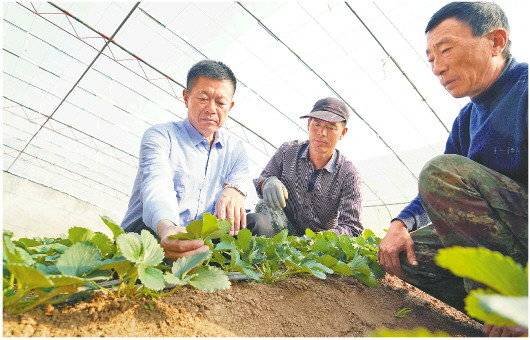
left=401, top=154, right=528, bottom=311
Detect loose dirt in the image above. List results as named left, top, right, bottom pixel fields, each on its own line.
left=3, top=274, right=482, bottom=337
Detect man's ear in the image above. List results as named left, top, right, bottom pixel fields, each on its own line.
left=340, top=126, right=348, bottom=139
left=182, top=89, right=190, bottom=108
left=487, top=28, right=508, bottom=57
left=229, top=100, right=235, bottom=111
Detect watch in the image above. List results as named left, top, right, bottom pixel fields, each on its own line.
left=223, top=183, right=247, bottom=197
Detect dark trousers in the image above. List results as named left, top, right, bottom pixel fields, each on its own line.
left=124, top=218, right=159, bottom=240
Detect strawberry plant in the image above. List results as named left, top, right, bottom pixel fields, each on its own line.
left=164, top=251, right=230, bottom=292
left=373, top=246, right=528, bottom=336
left=435, top=246, right=528, bottom=327
left=168, top=213, right=231, bottom=245
left=3, top=214, right=384, bottom=315
left=3, top=231, right=92, bottom=314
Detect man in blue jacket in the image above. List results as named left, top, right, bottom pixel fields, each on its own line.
left=378, top=2, right=527, bottom=337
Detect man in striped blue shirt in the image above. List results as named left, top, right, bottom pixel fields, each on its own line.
left=121, top=60, right=250, bottom=260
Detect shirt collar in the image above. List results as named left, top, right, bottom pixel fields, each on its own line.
left=183, top=118, right=225, bottom=148
left=300, top=141, right=338, bottom=173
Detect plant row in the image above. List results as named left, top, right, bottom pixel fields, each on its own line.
left=3, top=213, right=384, bottom=314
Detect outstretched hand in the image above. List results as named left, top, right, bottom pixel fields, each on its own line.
left=156, top=219, right=209, bottom=260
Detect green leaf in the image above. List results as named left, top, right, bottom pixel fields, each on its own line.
left=16, top=247, right=35, bottom=266
left=98, top=256, right=129, bottom=270
left=349, top=254, right=371, bottom=276
left=465, top=288, right=519, bottom=326
left=241, top=267, right=262, bottom=281
left=477, top=294, right=528, bottom=327
left=116, top=233, right=143, bottom=263
left=140, top=230, right=164, bottom=267
left=48, top=275, right=88, bottom=287
left=35, top=263, right=60, bottom=275
left=394, top=307, right=413, bottom=318
left=333, top=261, right=354, bottom=276
left=187, top=219, right=203, bottom=238
left=337, top=235, right=356, bottom=260
left=216, top=219, right=232, bottom=235
left=371, top=327, right=449, bottom=337
left=98, top=256, right=133, bottom=279
left=214, top=235, right=236, bottom=251
left=91, top=232, right=115, bottom=258
left=435, top=246, right=527, bottom=295
left=14, top=238, right=42, bottom=249
left=8, top=264, right=54, bottom=290
left=56, top=242, right=102, bottom=276
left=303, top=259, right=333, bottom=274
left=100, top=215, right=124, bottom=240
left=68, top=226, right=95, bottom=244
left=164, top=272, right=190, bottom=286
left=361, top=229, right=376, bottom=239
left=171, top=251, right=211, bottom=279
left=50, top=243, right=69, bottom=253
left=201, top=213, right=218, bottom=236
left=3, top=232, right=34, bottom=266
left=189, top=266, right=230, bottom=292
left=349, top=254, right=378, bottom=287
left=45, top=255, right=60, bottom=263
left=138, top=265, right=165, bottom=291
left=304, top=229, right=317, bottom=238
left=318, top=254, right=338, bottom=269
left=235, top=228, right=252, bottom=252
left=271, top=229, right=288, bottom=243
left=312, top=235, right=334, bottom=254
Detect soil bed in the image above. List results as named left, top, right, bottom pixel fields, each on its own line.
left=3, top=274, right=482, bottom=337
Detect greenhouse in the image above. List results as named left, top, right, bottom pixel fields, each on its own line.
left=2, top=0, right=528, bottom=337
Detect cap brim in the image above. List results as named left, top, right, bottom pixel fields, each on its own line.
left=299, top=111, right=345, bottom=123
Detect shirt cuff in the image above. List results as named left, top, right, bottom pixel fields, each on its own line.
left=392, top=216, right=416, bottom=232
left=145, top=208, right=179, bottom=234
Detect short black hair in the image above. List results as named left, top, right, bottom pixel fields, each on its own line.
left=186, top=59, right=237, bottom=94
left=425, top=1, right=511, bottom=60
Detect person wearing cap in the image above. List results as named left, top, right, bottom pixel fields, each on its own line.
left=247, top=97, right=363, bottom=237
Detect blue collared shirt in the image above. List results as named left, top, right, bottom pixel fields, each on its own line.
left=121, top=119, right=250, bottom=232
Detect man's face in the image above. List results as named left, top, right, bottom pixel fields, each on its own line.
left=183, top=76, right=234, bottom=138
left=308, top=118, right=347, bottom=155
left=426, top=18, right=495, bottom=98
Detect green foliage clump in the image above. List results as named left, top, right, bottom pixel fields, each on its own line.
left=435, top=246, right=528, bottom=327
left=3, top=213, right=383, bottom=315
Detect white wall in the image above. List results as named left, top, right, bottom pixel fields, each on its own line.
left=2, top=172, right=123, bottom=238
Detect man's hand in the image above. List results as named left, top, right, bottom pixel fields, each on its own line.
left=157, top=219, right=209, bottom=260
left=214, top=187, right=246, bottom=235
left=483, top=325, right=528, bottom=337
left=378, top=219, right=418, bottom=278
left=262, top=176, right=289, bottom=210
